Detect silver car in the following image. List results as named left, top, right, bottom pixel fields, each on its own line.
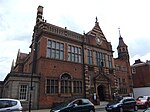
left=0, top=98, right=23, bottom=111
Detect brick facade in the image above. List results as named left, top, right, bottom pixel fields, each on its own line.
left=132, top=59, right=150, bottom=88
left=0, top=5, right=133, bottom=110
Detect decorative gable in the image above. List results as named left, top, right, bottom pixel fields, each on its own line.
left=87, top=17, right=106, bottom=40
left=84, top=17, right=112, bottom=51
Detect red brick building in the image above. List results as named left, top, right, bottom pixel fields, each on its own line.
left=114, top=32, right=133, bottom=96
left=0, top=6, right=133, bottom=110
left=132, top=59, right=150, bottom=88
left=131, top=59, right=150, bottom=98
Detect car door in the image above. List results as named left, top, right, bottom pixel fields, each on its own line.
left=122, top=99, right=131, bottom=111
left=130, top=99, right=137, bottom=110
left=123, top=98, right=136, bottom=111
left=0, top=100, right=11, bottom=111
left=81, top=99, right=93, bottom=112
left=68, top=99, right=83, bottom=112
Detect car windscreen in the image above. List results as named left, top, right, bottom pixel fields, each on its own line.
left=111, top=97, right=123, bottom=103
left=51, top=99, right=73, bottom=109
left=137, top=96, right=148, bottom=100
left=82, top=99, right=91, bottom=105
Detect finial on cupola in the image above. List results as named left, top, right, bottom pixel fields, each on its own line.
left=118, top=27, right=122, bottom=38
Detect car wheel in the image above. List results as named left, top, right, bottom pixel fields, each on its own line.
left=89, top=110, right=94, bottom=112
left=146, top=104, right=149, bottom=108
left=120, top=107, right=123, bottom=112
left=134, top=105, right=138, bottom=111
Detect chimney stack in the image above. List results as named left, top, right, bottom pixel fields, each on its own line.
left=36, top=6, right=44, bottom=23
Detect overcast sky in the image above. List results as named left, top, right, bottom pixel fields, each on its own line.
left=0, top=0, right=150, bottom=81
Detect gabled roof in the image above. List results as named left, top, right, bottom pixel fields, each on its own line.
left=16, top=49, right=28, bottom=61
left=15, top=49, right=28, bottom=65
left=19, top=52, right=28, bottom=60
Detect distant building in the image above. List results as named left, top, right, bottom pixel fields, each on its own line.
left=132, top=59, right=150, bottom=88
left=0, top=6, right=133, bottom=110
left=132, top=59, right=150, bottom=98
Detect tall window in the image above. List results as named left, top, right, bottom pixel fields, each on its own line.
left=45, top=75, right=83, bottom=95
left=88, top=50, right=93, bottom=65
left=73, top=81, right=82, bottom=94
left=108, top=55, right=113, bottom=68
left=19, top=84, right=28, bottom=101
left=68, top=45, right=81, bottom=63
left=96, top=52, right=105, bottom=67
left=118, top=88, right=127, bottom=94
left=47, top=40, right=64, bottom=60
left=61, top=74, right=72, bottom=94
left=46, top=79, right=58, bottom=94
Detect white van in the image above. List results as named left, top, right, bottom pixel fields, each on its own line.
left=0, top=98, right=23, bottom=111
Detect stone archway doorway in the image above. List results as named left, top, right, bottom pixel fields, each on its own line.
left=97, top=85, right=105, bottom=101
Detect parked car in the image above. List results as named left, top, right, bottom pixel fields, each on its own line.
left=136, top=96, right=150, bottom=108
left=105, top=96, right=138, bottom=112
left=0, top=98, right=23, bottom=111
left=144, top=107, right=150, bottom=112
left=50, top=98, right=95, bottom=112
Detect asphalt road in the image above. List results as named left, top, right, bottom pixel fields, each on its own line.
left=96, top=108, right=145, bottom=112
left=25, top=108, right=145, bottom=112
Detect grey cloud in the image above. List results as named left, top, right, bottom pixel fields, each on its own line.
left=0, top=14, right=10, bottom=31
left=5, top=33, right=32, bottom=41
left=0, top=57, right=8, bottom=63
left=58, top=16, right=83, bottom=34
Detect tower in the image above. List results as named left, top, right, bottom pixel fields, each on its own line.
left=117, top=28, right=129, bottom=61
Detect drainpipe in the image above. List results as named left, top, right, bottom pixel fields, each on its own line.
left=82, top=34, right=86, bottom=98
left=29, top=32, right=37, bottom=111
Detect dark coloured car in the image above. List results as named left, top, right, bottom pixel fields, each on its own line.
left=136, top=96, right=150, bottom=109
left=50, top=98, right=95, bottom=112
left=105, top=96, right=138, bottom=112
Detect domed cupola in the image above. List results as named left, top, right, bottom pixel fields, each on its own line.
left=117, top=28, right=129, bottom=61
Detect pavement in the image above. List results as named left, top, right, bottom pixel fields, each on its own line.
left=24, top=101, right=108, bottom=112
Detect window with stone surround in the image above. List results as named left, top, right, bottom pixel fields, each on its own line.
left=108, top=55, right=113, bottom=68
left=47, top=40, right=64, bottom=60
left=88, top=49, right=93, bottom=65
left=73, top=81, right=82, bottom=94
left=68, top=45, right=81, bottom=63
left=96, top=51, right=106, bottom=67
left=46, top=79, right=58, bottom=94
left=46, top=74, right=82, bottom=95
left=61, top=74, right=72, bottom=94
left=19, top=84, right=28, bottom=101
left=118, top=88, right=127, bottom=94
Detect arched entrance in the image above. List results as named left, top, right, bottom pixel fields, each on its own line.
left=97, top=85, right=105, bottom=101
